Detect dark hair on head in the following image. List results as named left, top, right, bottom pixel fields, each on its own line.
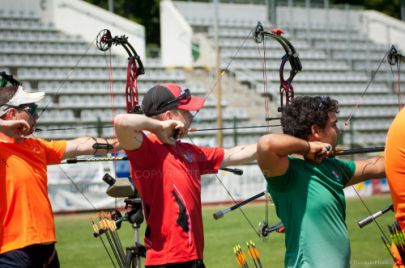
left=0, top=85, right=18, bottom=105
left=281, top=96, right=339, bottom=139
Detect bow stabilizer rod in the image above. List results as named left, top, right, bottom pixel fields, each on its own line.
left=213, top=191, right=265, bottom=220
left=358, top=204, right=393, bottom=228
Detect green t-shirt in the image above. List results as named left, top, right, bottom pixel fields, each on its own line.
left=266, top=156, right=356, bottom=268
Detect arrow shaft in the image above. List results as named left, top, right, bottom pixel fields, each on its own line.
left=333, top=146, right=385, bottom=156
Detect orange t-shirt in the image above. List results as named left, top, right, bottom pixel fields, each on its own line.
left=386, top=108, right=405, bottom=267
left=0, top=133, right=66, bottom=254
left=386, top=107, right=405, bottom=228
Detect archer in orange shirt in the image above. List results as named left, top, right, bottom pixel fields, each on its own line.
left=386, top=107, right=405, bottom=229
left=0, top=77, right=118, bottom=267
left=386, top=107, right=405, bottom=267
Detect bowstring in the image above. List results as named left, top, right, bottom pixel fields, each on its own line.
left=256, top=36, right=270, bottom=227
left=343, top=49, right=389, bottom=129
left=340, top=46, right=402, bottom=259
left=32, top=35, right=100, bottom=211
left=183, top=26, right=264, bottom=238
left=102, top=47, right=118, bottom=193
left=389, top=53, right=403, bottom=110
left=185, top=134, right=261, bottom=237
left=192, top=28, right=253, bottom=121
left=37, top=35, right=98, bottom=119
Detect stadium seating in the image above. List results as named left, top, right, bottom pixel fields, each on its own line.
left=2, top=2, right=404, bottom=149
left=179, top=6, right=405, bottom=148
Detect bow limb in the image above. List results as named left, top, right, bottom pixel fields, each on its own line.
left=96, top=29, right=145, bottom=114
left=253, top=21, right=303, bottom=229
left=253, top=21, right=302, bottom=111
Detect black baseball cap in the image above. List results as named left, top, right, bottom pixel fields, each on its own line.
left=141, top=84, right=205, bottom=116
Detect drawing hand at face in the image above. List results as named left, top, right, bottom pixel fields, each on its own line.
left=304, top=141, right=333, bottom=164
left=0, top=119, right=30, bottom=142
left=156, top=119, right=185, bottom=145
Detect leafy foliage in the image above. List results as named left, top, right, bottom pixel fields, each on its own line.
left=331, top=0, right=401, bottom=19
left=84, top=0, right=161, bottom=47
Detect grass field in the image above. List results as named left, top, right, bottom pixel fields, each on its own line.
left=55, top=194, right=394, bottom=267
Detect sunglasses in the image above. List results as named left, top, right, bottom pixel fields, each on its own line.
left=20, top=103, right=39, bottom=116
left=165, top=88, right=191, bottom=107
left=3, top=103, right=38, bottom=116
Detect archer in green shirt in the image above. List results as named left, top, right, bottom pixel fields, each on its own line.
left=257, top=96, right=386, bottom=268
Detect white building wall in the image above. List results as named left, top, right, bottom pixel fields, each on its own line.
left=160, top=0, right=193, bottom=67
left=3, top=0, right=146, bottom=60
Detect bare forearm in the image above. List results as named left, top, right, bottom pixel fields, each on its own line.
left=114, top=114, right=163, bottom=134
left=347, top=156, right=386, bottom=186
left=64, top=137, right=119, bottom=159
left=259, top=133, right=309, bottom=157
left=221, top=144, right=257, bottom=167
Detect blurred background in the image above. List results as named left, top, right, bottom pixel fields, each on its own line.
left=0, top=0, right=398, bottom=215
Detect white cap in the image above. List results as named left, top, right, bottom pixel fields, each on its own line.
left=0, top=86, right=45, bottom=116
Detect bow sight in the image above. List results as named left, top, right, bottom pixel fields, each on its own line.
left=253, top=22, right=302, bottom=112
left=388, top=45, right=405, bottom=66
left=96, top=29, right=145, bottom=114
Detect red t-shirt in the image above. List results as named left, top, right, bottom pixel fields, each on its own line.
left=0, top=134, right=66, bottom=254
left=125, top=134, right=224, bottom=266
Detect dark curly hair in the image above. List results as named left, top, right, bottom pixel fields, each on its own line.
left=281, top=96, right=339, bottom=140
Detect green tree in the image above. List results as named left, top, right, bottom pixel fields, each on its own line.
left=84, top=0, right=161, bottom=49
left=330, top=0, right=401, bottom=19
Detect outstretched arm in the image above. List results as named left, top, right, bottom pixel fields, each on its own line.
left=345, top=156, right=385, bottom=186
left=114, top=113, right=184, bottom=150
left=221, top=144, right=257, bottom=167
left=63, top=137, right=119, bottom=159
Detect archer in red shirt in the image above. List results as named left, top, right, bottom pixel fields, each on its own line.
left=115, top=84, right=257, bottom=268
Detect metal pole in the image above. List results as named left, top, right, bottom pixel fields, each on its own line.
left=324, top=0, right=330, bottom=58
left=108, top=0, right=114, bottom=13
left=305, top=0, right=311, bottom=43
left=213, top=0, right=223, bottom=146
left=345, top=4, right=353, bottom=69
left=402, top=0, right=405, bottom=21
left=233, top=116, right=238, bottom=146
left=288, top=0, right=294, bottom=29
left=267, top=0, right=277, bottom=26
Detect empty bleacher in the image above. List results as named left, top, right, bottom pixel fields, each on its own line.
left=3, top=2, right=405, bottom=149
left=0, top=11, right=261, bottom=146
left=177, top=3, right=405, bottom=148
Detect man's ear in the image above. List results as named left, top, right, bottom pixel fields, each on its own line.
left=162, top=110, right=173, bottom=120
left=3, top=108, right=17, bottom=120
left=310, top=124, right=321, bottom=139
